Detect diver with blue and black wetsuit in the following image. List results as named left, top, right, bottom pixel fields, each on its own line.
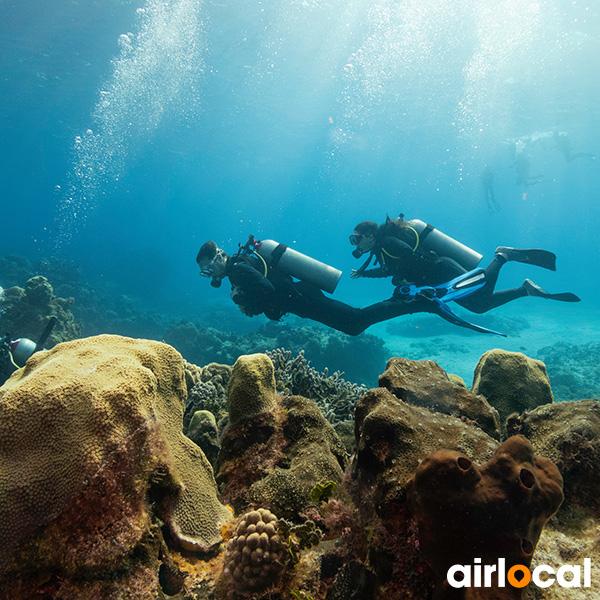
left=196, top=238, right=437, bottom=336
left=349, top=215, right=580, bottom=314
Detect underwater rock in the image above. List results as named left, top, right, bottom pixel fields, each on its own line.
left=352, top=387, right=499, bottom=510
left=0, top=275, right=80, bottom=349
left=379, top=357, right=501, bottom=439
left=0, top=334, right=231, bottom=594
left=507, top=398, right=600, bottom=513
left=245, top=395, right=349, bottom=517
left=471, top=349, right=553, bottom=424
left=406, top=435, right=563, bottom=599
left=227, top=353, right=277, bottom=426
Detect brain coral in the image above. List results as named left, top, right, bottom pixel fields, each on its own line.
left=0, top=334, right=231, bottom=579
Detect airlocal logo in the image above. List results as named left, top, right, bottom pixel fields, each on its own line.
left=448, top=558, right=592, bottom=589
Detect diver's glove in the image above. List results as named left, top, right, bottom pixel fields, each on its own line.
left=231, top=288, right=263, bottom=317
left=350, top=269, right=363, bottom=279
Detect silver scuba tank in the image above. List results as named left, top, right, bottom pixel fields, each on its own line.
left=255, top=239, right=342, bottom=294
left=407, top=219, right=482, bottom=271
left=9, top=338, right=38, bottom=367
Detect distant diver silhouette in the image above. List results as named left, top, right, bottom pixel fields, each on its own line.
left=481, top=165, right=501, bottom=213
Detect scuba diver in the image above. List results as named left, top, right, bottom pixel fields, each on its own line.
left=349, top=215, right=580, bottom=316
left=552, top=131, right=595, bottom=162
left=481, top=165, right=501, bottom=213
left=0, top=316, right=57, bottom=385
left=195, top=237, right=439, bottom=337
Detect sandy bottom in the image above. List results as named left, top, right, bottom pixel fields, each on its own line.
left=368, top=302, right=600, bottom=388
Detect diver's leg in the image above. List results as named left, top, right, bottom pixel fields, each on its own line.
left=494, top=247, right=556, bottom=271
left=454, top=254, right=523, bottom=313
left=287, top=287, right=432, bottom=336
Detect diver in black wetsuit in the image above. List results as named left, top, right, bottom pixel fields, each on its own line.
left=195, top=240, right=434, bottom=336
left=481, top=165, right=501, bottom=213
left=349, top=216, right=580, bottom=314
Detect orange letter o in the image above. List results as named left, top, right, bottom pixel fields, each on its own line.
left=507, top=565, right=532, bottom=588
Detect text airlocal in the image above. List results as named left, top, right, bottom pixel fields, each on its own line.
left=448, top=558, right=592, bottom=589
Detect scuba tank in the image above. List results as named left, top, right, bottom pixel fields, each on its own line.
left=400, top=218, right=482, bottom=271
left=254, top=239, right=342, bottom=294
left=3, top=316, right=58, bottom=368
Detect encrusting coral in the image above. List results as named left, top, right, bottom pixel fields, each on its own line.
left=0, top=334, right=231, bottom=597
left=379, top=356, right=501, bottom=439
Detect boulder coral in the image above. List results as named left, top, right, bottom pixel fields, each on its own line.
left=0, top=334, right=231, bottom=593
left=227, top=353, right=277, bottom=425
left=406, top=435, right=564, bottom=599
left=379, top=357, right=501, bottom=439
left=471, top=349, right=553, bottom=424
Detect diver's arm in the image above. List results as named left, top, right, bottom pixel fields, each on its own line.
left=351, top=266, right=391, bottom=279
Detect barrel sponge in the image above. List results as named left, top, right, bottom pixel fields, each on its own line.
left=406, top=435, right=564, bottom=584
left=227, top=353, right=277, bottom=425
left=0, top=334, right=231, bottom=574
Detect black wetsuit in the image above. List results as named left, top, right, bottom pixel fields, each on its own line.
left=224, top=252, right=432, bottom=336
left=359, top=234, right=527, bottom=315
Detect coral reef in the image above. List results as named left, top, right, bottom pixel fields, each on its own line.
left=405, top=435, right=564, bottom=599
left=0, top=334, right=230, bottom=596
left=472, top=349, right=553, bottom=424
left=220, top=508, right=287, bottom=596
left=216, top=355, right=349, bottom=519
left=536, top=341, right=600, bottom=402
left=507, top=398, right=600, bottom=513
left=266, top=348, right=367, bottom=423
left=0, top=254, right=168, bottom=341
left=0, top=275, right=80, bottom=348
left=187, top=410, right=221, bottom=467
left=379, top=356, right=501, bottom=439
left=164, top=319, right=388, bottom=386
left=184, top=361, right=232, bottom=425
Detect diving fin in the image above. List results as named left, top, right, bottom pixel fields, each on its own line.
left=495, top=247, right=557, bottom=271
left=523, top=279, right=581, bottom=303
left=430, top=297, right=507, bottom=337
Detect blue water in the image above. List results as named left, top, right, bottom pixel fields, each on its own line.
left=2, top=0, right=599, bottom=344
